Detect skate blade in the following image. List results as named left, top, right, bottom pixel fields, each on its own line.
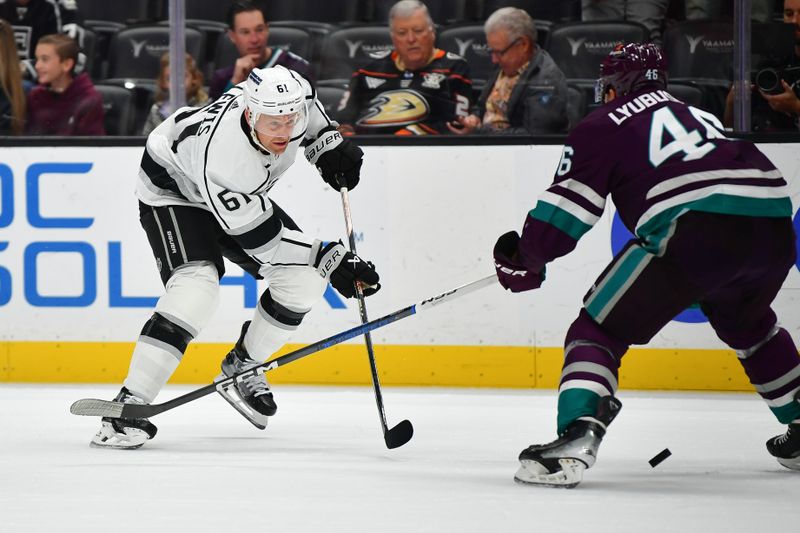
left=89, top=440, right=145, bottom=450
left=777, top=456, right=800, bottom=471
left=89, top=427, right=148, bottom=450
left=513, top=458, right=586, bottom=488
left=215, top=375, right=269, bottom=430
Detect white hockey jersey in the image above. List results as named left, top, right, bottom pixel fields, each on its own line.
left=135, top=70, right=337, bottom=272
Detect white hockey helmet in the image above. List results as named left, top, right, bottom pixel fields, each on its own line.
left=242, top=66, right=307, bottom=153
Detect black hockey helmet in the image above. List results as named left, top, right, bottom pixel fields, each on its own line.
left=594, top=42, right=668, bottom=103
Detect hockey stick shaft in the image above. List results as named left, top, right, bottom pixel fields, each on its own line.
left=70, top=273, right=498, bottom=420
left=338, top=183, right=399, bottom=446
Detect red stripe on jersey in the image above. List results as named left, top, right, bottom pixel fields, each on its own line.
left=356, top=69, right=399, bottom=78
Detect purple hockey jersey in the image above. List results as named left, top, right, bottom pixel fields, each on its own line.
left=518, top=89, right=793, bottom=273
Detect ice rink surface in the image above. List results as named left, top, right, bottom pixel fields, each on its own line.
left=0, top=384, right=795, bottom=533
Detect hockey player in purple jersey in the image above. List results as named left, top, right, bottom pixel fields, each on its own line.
left=493, top=43, right=800, bottom=487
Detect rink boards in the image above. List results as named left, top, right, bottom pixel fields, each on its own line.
left=0, top=143, right=798, bottom=390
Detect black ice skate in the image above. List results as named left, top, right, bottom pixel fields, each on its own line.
left=216, top=322, right=276, bottom=430
left=766, top=390, right=800, bottom=471
left=90, top=387, right=158, bottom=449
left=514, top=395, right=622, bottom=488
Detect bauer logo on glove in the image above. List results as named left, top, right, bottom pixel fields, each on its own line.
left=304, top=127, right=363, bottom=190
left=493, top=231, right=545, bottom=293
left=313, top=241, right=380, bottom=298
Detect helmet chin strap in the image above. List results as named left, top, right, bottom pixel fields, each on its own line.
left=244, top=109, right=274, bottom=154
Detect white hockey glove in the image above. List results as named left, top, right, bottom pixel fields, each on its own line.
left=305, top=127, right=363, bottom=190
left=313, top=241, right=380, bottom=298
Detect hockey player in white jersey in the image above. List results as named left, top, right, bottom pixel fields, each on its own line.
left=91, top=65, right=379, bottom=449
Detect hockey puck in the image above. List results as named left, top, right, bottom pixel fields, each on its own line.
left=649, top=448, right=671, bottom=467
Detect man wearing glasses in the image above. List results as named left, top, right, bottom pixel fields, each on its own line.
left=448, top=7, right=568, bottom=136
left=337, top=0, right=473, bottom=135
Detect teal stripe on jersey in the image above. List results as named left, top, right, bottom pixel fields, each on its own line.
left=557, top=388, right=601, bottom=434
left=771, top=401, right=800, bottom=425
left=637, top=195, right=793, bottom=239
left=530, top=201, right=593, bottom=241
left=585, top=245, right=650, bottom=323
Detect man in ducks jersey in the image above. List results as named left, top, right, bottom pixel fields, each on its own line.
left=337, top=0, right=472, bottom=135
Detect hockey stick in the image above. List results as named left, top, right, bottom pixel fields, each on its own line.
left=338, top=179, right=412, bottom=449
left=70, top=273, right=498, bottom=422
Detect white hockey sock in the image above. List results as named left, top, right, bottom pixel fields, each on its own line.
left=123, top=342, right=181, bottom=403
left=243, top=311, right=298, bottom=362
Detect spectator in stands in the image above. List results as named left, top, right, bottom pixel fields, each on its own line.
left=25, top=33, right=105, bottom=135
left=723, top=0, right=800, bottom=131
left=142, top=52, right=211, bottom=135
left=0, top=0, right=82, bottom=64
left=447, top=7, right=568, bottom=136
left=209, top=0, right=313, bottom=101
left=686, top=0, right=772, bottom=22
left=0, top=19, right=26, bottom=135
left=581, top=0, right=668, bottom=42
left=337, top=0, right=473, bottom=135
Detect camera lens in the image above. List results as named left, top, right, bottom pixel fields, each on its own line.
left=755, top=68, right=781, bottom=94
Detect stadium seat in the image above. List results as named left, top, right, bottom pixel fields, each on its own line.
left=437, top=25, right=491, bottom=85
left=106, top=26, right=205, bottom=81
left=184, top=0, right=231, bottom=23
left=547, top=21, right=650, bottom=81
left=666, top=82, right=706, bottom=109
left=369, top=0, right=476, bottom=24
left=262, top=1, right=366, bottom=24
left=663, top=21, right=734, bottom=81
left=566, top=83, right=586, bottom=130
left=663, top=21, right=734, bottom=119
left=94, top=84, right=135, bottom=135
left=316, top=84, right=348, bottom=121
left=99, top=79, right=156, bottom=136
left=471, top=78, right=486, bottom=102
left=318, top=26, right=394, bottom=83
left=156, top=19, right=228, bottom=80
left=481, top=0, right=581, bottom=23
left=68, top=26, right=98, bottom=80
left=533, top=19, right=553, bottom=49
left=272, top=21, right=334, bottom=70
left=83, top=20, right=125, bottom=80
left=547, top=21, right=649, bottom=109
left=80, top=0, right=153, bottom=24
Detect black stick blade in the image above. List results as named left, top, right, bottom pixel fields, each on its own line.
left=385, top=419, right=414, bottom=449
left=70, top=399, right=123, bottom=418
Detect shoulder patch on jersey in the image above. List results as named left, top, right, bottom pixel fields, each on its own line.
left=421, top=72, right=446, bottom=89
left=369, top=49, right=393, bottom=60
left=364, top=76, right=387, bottom=89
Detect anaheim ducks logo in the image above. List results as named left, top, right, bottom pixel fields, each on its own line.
left=357, top=90, right=430, bottom=127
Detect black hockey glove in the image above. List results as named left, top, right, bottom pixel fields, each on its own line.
left=314, top=241, right=380, bottom=298
left=493, top=231, right=545, bottom=293
left=305, top=128, right=363, bottom=190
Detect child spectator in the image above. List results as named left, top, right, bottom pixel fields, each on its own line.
left=26, top=33, right=105, bottom=135
left=142, top=52, right=211, bottom=135
left=0, top=19, right=26, bottom=135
